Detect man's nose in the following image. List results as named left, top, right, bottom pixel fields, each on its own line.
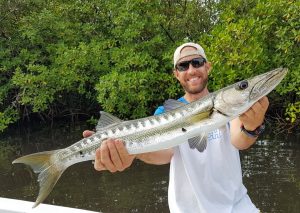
left=187, top=63, right=197, bottom=74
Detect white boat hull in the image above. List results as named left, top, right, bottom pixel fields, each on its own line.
left=0, top=197, right=99, bottom=213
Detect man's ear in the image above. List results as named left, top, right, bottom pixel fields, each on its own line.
left=173, top=69, right=180, bottom=80
left=206, top=62, right=212, bottom=74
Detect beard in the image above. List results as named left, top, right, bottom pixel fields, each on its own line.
left=180, top=75, right=208, bottom=94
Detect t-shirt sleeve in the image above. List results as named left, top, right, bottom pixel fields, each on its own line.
left=154, top=106, right=165, bottom=115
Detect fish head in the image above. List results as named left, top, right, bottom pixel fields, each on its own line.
left=214, top=68, right=288, bottom=117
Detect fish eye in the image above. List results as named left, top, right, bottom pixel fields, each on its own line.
left=236, top=81, right=248, bottom=90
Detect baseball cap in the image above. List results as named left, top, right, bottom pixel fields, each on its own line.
left=173, top=42, right=207, bottom=68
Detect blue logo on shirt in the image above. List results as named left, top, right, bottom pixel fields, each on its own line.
left=207, top=129, right=222, bottom=141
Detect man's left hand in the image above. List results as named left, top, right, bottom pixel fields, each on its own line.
left=239, top=96, right=269, bottom=131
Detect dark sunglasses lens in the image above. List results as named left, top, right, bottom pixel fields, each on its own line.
left=177, top=62, right=190, bottom=71
left=176, top=58, right=206, bottom=71
left=191, top=58, right=206, bottom=68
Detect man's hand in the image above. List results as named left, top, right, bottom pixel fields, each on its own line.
left=82, top=130, right=95, bottom=138
left=239, top=96, right=269, bottom=131
left=82, top=130, right=135, bottom=172
left=231, top=96, right=269, bottom=150
left=94, top=138, right=136, bottom=172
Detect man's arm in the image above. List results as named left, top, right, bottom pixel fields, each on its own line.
left=136, top=149, right=174, bottom=165
left=230, top=96, right=269, bottom=150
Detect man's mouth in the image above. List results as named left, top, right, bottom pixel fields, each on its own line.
left=187, top=76, right=200, bottom=83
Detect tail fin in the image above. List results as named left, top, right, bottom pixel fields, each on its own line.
left=12, top=149, right=65, bottom=208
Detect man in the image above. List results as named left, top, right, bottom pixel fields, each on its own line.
left=83, top=42, right=268, bottom=212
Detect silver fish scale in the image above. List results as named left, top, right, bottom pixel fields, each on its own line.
left=122, top=118, right=198, bottom=152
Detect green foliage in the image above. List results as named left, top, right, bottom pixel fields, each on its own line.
left=0, top=0, right=216, bottom=131
left=0, top=0, right=298, bottom=131
left=285, top=101, right=300, bottom=123
left=96, top=71, right=181, bottom=119
left=0, top=107, right=18, bottom=132
left=202, top=0, right=300, bottom=122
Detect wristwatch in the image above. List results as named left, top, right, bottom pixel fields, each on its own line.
left=240, top=122, right=265, bottom=138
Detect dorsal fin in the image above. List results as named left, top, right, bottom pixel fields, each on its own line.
left=188, top=133, right=207, bottom=152
left=163, top=99, right=186, bottom=111
left=95, top=111, right=123, bottom=131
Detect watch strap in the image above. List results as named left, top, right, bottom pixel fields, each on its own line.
left=240, top=122, right=265, bottom=138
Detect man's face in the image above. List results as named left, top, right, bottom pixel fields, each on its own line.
left=174, top=47, right=211, bottom=95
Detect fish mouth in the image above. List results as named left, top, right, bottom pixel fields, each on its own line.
left=249, top=68, right=288, bottom=101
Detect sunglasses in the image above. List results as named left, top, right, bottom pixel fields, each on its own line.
left=176, top=57, right=207, bottom=72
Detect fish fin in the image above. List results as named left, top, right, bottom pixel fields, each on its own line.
left=96, top=111, right=123, bottom=131
left=163, top=99, right=186, bottom=111
left=188, top=133, right=207, bottom=152
left=13, top=150, right=66, bottom=208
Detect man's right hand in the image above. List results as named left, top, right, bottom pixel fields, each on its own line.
left=82, top=130, right=136, bottom=173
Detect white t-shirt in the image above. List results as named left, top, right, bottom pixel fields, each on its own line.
left=168, top=125, right=259, bottom=213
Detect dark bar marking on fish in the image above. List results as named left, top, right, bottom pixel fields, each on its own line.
left=149, top=119, right=155, bottom=125
left=163, top=114, right=170, bottom=121
left=182, top=128, right=187, bottom=132
left=79, top=151, right=84, bottom=157
left=139, top=121, right=146, bottom=127
left=82, top=139, right=88, bottom=145
left=216, top=109, right=229, bottom=117
left=130, top=123, right=136, bottom=130
left=101, top=132, right=108, bottom=137
left=169, top=112, right=176, bottom=119
left=134, top=122, right=139, bottom=128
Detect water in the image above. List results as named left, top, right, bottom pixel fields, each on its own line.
left=0, top=123, right=299, bottom=213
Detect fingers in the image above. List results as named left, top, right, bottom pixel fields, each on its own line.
left=94, top=138, right=134, bottom=173
left=94, top=148, right=106, bottom=171
left=251, top=97, right=269, bottom=114
left=106, top=139, right=124, bottom=172
left=115, top=139, right=135, bottom=168
left=239, top=96, right=269, bottom=130
left=258, top=96, right=269, bottom=111
left=83, top=130, right=95, bottom=138
left=100, top=139, right=118, bottom=173
left=240, top=108, right=254, bottom=120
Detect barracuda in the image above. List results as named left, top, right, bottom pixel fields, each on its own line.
left=13, top=68, right=288, bottom=207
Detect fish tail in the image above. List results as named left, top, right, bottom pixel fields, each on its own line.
left=12, top=149, right=65, bottom=208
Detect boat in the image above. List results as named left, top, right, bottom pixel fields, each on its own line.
left=0, top=197, right=100, bottom=213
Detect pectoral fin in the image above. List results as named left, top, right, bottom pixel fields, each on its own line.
left=163, top=99, right=186, bottom=111
left=188, top=133, right=207, bottom=152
